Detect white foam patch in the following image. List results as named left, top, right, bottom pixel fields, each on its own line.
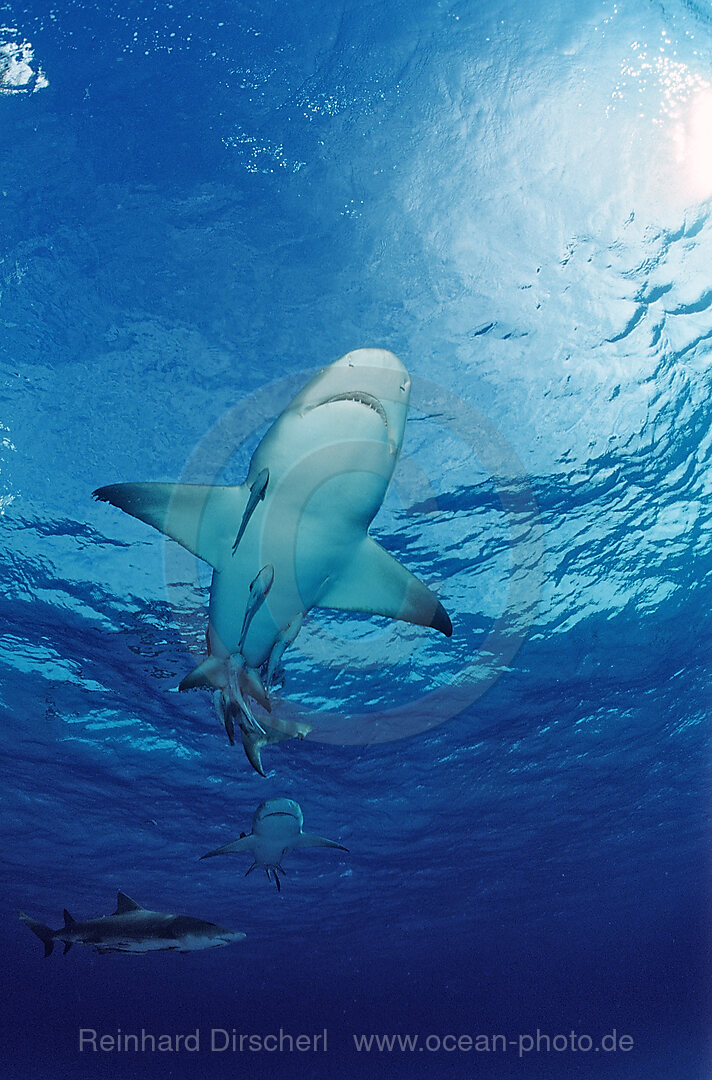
left=0, top=27, right=48, bottom=95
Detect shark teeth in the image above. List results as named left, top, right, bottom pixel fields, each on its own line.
left=306, top=390, right=390, bottom=434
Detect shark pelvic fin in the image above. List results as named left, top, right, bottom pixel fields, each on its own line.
left=63, top=941, right=73, bottom=955
left=316, top=536, right=452, bottom=636
left=182, top=655, right=269, bottom=713
left=93, top=482, right=249, bottom=570
left=114, top=892, right=144, bottom=915
left=179, top=656, right=227, bottom=692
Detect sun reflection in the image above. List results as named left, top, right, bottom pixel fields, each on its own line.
left=610, top=32, right=712, bottom=205
left=675, top=87, right=712, bottom=201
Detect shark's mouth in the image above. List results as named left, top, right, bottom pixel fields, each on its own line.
left=261, top=811, right=299, bottom=821
left=306, top=391, right=390, bottom=436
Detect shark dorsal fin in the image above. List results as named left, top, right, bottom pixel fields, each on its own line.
left=63, top=909, right=76, bottom=927
left=114, top=891, right=143, bottom=915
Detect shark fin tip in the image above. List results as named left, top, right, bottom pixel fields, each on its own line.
left=431, top=603, right=452, bottom=637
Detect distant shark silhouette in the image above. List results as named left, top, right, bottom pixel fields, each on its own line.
left=200, top=798, right=348, bottom=891
left=19, top=891, right=245, bottom=955
left=94, top=348, right=452, bottom=773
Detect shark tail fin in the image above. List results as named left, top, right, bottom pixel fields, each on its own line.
left=240, top=727, right=268, bottom=777
left=240, top=717, right=313, bottom=776
left=18, top=912, right=55, bottom=957
left=93, top=482, right=249, bottom=570
left=200, top=835, right=254, bottom=859
left=240, top=723, right=291, bottom=777
left=296, top=833, right=349, bottom=852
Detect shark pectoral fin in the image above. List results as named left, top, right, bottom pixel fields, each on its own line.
left=296, top=833, right=349, bottom=852
left=93, top=482, right=249, bottom=570
left=200, top=835, right=254, bottom=859
left=316, top=537, right=452, bottom=636
left=179, top=656, right=227, bottom=692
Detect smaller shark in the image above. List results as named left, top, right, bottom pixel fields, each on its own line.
left=19, top=891, right=245, bottom=955
left=200, top=798, right=348, bottom=892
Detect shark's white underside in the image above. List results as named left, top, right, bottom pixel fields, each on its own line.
left=94, top=348, right=451, bottom=772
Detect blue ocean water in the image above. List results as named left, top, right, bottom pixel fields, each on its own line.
left=0, top=0, right=710, bottom=1076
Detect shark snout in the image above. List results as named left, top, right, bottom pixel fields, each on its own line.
left=337, top=347, right=407, bottom=375
left=222, top=931, right=246, bottom=945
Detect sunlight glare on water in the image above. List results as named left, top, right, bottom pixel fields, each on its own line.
left=677, top=85, right=712, bottom=200
left=613, top=26, right=712, bottom=206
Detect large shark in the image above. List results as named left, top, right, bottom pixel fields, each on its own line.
left=94, top=348, right=452, bottom=772
left=200, top=797, right=348, bottom=891
left=19, top=891, right=245, bottom=955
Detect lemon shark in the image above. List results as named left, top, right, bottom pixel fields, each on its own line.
left=19, top=891, right=245, bottom=955
left=94, top=348, right=452, bottom=773
left=200, top=798, right=348, bottom=891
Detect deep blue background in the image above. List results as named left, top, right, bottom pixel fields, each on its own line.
left=0, top=0, right=710, bottom=1076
